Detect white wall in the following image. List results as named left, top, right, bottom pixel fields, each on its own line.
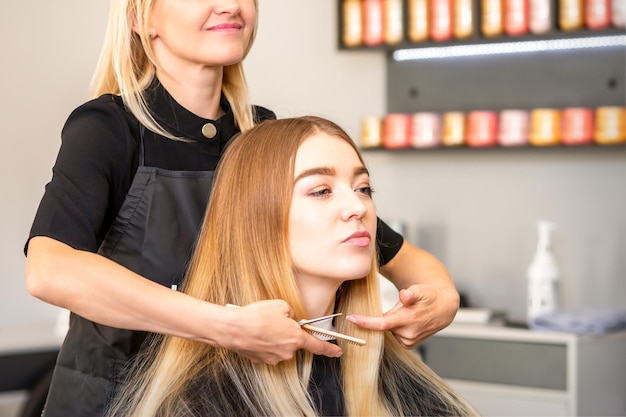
left=1, top=0, right=624, bottom=330
left=1, top=1, right=110, bottom=327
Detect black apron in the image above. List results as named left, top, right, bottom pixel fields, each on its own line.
left=42, top=129, right=215, bottom=417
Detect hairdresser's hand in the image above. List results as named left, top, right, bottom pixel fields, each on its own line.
left=346, top=285, right=459, bottom=349
left=221, top=300, right=342, bottom=365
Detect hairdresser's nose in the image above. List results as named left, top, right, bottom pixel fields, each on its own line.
left=340, top=189, right=368, bottom=221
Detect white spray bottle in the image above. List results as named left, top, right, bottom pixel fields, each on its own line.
left=527, top=221, right=560, bottom=324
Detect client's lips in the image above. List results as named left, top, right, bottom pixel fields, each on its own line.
left=342, top=231, right=371, bottom=246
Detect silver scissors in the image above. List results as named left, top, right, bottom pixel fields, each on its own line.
left=298, top=313, right=342, bottom=326
left=226, top=305, right=365, bottom=346
left=298, top=313, right=366, bottom=346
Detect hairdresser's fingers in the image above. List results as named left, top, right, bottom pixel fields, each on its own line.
left=346, top=288, right=421, bottom=329
left=300, top=334, right=343, bottom=359
left=221, top=299, right=304, bottom=365
left=347, top=286, right=454, bottom=349
left=394, top=285, right=459, bottom=348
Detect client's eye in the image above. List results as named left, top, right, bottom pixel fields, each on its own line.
left=356, top=186, right=374, bottom=197
left=310, top=187, right=332, bottom=198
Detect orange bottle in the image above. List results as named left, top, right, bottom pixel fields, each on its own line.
left=482, top=0, right=505, bottom=36
left=408, top=0, right=430, bottom=42
left=594, top=107, right=626, bottom=145
left=559, top=0, right=584, bottom=30
left=442, top=112, right=466, bottom=146
left=455, top=0, right=475, bottom=39
left=384, top=0, right=404, bottom=44
left=342, top=0, right=363, bottom=47
left=530, top=108, right=561, bottom=146
left=361, top=115, right=383, bottom=148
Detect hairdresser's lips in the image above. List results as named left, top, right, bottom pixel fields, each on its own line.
left=207, top=22, right=243, bottom=33
left=342, top=231, right=371, bottom=247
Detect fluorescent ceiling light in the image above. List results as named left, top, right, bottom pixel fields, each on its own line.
left=392, top=35, right=626, bottom=61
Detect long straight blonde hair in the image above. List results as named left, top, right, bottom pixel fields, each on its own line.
left=107, top=117, right=479, bottom=416
left=90, top=0, right=258, bottom=139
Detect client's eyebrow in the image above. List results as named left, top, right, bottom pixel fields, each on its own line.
left=294, top=166, right=369, bottom=183
left=295, top=167, right=334, bottom=183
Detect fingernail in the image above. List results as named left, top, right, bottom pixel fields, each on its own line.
left=346, top=315, right=356, bottom=324
left=335, top=350, right=342, bottom=358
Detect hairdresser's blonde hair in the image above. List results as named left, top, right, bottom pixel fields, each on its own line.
left=90, top=0, right=258, bottom=139
left=107, top=117, right=479, bottom=416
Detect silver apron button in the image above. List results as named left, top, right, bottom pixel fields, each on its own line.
left=202, top=123, right=217, bottom=139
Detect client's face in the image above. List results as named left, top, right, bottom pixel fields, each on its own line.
left=289, top=132, right=377, bottom=299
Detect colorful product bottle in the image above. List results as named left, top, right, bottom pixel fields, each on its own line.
left=383, top=114, right=412, bottom=148
left=431, top=0, right=454, bottom=41
left=612, top=0, right=626, bottom=27
left=505, top=0, right=529, bottom=35
left=442, top=112, right=466, bottom=146
left=594, top=106, right=626, bottom=145
left=561, top=107, right=594, bottom=145
left=384, top=0, right=404, bottom=44
left=455, top=0, right=475, bottom=38
left=342, top=0, right=363, bottom=47
left=530, top=108, right=561, bottom=146
left=467, top=111, right=499, bottom=147
left=360, top=115, right=383, bottom=148
left=363, top=0, right=385, bottom=46
left=411, top=112, right=442, bottom=148
left=408, top=0, right=430, bottom=42
left=559, top=0, right=584, bottom=30
left=529, top=0, right=553, bottom=33
left=482, top=0, right=505, bottom=36
left=585, top=0, right=612, bottom=29
left=499, top=110, right=529, bottom=146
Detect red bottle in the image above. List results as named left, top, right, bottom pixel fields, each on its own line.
left=585, top=0, right=612, bottom=29
left=363, top=0, right=384, bottom=46
left=561, top=108, right=594, bottom=145
left=430, top=0, right=454, bottom=41
left=505, top=0, right=529, bottom=35
left=383, top=114, right=412, bottom=148
left=467, top=111, right=499, bottom=147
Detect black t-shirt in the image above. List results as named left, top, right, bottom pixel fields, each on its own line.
left=27, top=81, right=403, bottom=264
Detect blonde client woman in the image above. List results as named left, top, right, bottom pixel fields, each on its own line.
left=107, top=116, right=479, bottom=417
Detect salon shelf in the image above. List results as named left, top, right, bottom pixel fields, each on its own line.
left=336, top=1, right=625, bottom=148
left=338, top=28, right=625, bottom=52
left=359, top=143, right=626, bottom=153
left=336, top=0, right=625, bottom=52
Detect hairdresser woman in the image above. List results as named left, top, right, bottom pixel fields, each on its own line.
left=24, top=1, right=458, bottom=416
